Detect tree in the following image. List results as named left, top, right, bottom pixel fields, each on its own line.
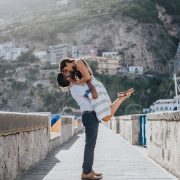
left=17, top=51, right=40, bottom=63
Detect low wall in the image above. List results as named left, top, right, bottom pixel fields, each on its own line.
left=116, top=115, right=140, bottom=145
left=48, top=116, right=83, bottom=153
left=102, top=115, right=140, bottom=145
left=0, top=112, right=83, bottom=180
left=147, top=111, right=180, bottom=178
left=0, top=112, right=50, bottom=180
left=111, top=117, right=119, bottom=133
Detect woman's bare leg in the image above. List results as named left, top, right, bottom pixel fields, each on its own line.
left=103, top=89, right=134, bottom=122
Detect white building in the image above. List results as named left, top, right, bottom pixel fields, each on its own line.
left=150, top=96, right=180, bottom=112
left=102, top=52, right=120, bottom=60
left=77, top=45, right=97, bottom=57
left=0, top=42, right=28, bottom=60
left=47, top=44, right=79, bottom=64
left=128, top=66, right=143, bottom=75
left=34, top=51, right=48, bottom=62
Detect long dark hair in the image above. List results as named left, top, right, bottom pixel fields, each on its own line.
left=59, top=58, right=75, bottom=72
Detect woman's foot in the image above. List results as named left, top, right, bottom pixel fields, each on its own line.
left=117, top=88, right=135, bottom=98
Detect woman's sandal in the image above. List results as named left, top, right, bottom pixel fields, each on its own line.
left=117, top=88, right=135, bottom=98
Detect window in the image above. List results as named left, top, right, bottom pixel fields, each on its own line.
left=160, top=107, right=164, bottom=111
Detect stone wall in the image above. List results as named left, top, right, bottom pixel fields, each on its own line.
left=147, top=111, right=180, bottom=178
left=117, top=115, right=140, bottom=145
left=102, top=115, right=140, bottom=145
left=48, top=116, right=83, bottom=153
left=0, top=112, right=50, bottom=180
left=0, top=112, right=83, bottom=180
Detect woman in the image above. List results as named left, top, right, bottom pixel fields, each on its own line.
left=57, top=72, right=134, bottom=122
left=60, top=58, right=98, bottom=99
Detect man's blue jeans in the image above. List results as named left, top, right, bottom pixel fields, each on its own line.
left=82, top=111, right=99, bottom=174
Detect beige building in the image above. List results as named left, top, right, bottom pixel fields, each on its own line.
left=83, top=56, right=120, bottom=75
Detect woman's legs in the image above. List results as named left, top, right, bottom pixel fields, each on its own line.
left=102, top=89, right=134, bottom=122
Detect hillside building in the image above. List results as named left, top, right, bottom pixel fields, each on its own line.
left=128, top=66, right=144, bottom=75
left=83, top=56, right=119, bottom=75
left=47, top=44, right=79, bottom=64
left=34, top=51, right=48, bottom=63
left=0, top=42, right=28, bottom=61
left=102, top=52, right=120, bottom=60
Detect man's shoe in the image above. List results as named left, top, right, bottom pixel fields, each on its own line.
left=81, top=172, right=102, bottom=179
left=92, top=170, right=102, bottom=176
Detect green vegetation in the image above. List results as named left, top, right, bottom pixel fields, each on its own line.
left=17, top=51, right=40, bottom=63
left=0, top=59, right=175, bottom=115
left=25, top=68, right=39, bottom=81
left=90, top=73, right=174, bottom=116
left=110, top=0, right=160, bottom=23
left=11, top=79, right=28, bottom=90
left=156, top=0, right=180, bottom=15
left=40, top=90, right=78, bottom=114
left=0, top=63, right=14, bottom=78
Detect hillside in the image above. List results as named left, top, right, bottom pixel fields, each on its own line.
left=0, top=0, right=180, bottom=114
left=0, top=0, right=179, bottom=73
left=0, top=54, right=175, bottom=115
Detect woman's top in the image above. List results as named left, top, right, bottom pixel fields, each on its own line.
left=73, top=59, right=93, bottom=79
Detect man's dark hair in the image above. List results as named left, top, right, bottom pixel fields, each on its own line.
left=57, top=72, right=70, bottom=87
left=60, top=58, right=75, bottom=72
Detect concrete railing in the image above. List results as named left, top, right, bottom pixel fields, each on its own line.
left=147, top=111, right=180, bottom=178
left=48, top=116, right=83, bottom=153
left=103, top=115, right=141, bottom=145
left=0, top=112, right=83, bottom=180
left=103, top=112, right=180, bottom=179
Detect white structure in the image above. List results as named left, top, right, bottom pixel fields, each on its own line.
left=0, top=42, right=28, bottom=61
left=128, top=66, right=143, bottom=74
left=150, top=74, right=180, bottom=112
left=102, top=52, right=120, bottom=60
left=47, top=44, right=79, bottom=64
left=150, top=96, right=180, bottom=112
left=34, top=51, right=48, bottom=62
left=77, top=45, right=97, bottom=57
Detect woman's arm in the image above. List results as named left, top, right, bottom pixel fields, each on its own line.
left=75, top=59, right=91, bottom=84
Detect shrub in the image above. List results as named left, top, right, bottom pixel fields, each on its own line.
left=17, top=51, right=40, bottom=63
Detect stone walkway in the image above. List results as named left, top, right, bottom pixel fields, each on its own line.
left=16, top=125, right=177, bottom=180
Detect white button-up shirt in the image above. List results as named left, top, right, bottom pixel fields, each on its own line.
left=70, top=84, right=93, bottom=112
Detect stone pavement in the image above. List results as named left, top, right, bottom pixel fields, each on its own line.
left=16, top=125, right=177, bottom=180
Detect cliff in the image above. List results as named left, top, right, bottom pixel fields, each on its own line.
left=0, top=0, right=179, bottom=74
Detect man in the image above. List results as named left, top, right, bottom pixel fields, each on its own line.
left=57, top=72, right=102, bottom=179
left=57, top=72, right=134, bottom=179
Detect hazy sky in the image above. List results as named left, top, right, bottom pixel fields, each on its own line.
left=0, top=0, right=56, bottom=18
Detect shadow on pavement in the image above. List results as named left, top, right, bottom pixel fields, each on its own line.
left=15, top=130, right=84, bottom=180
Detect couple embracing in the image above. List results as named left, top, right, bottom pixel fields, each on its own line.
left=57, top=58, right=134, bottom=180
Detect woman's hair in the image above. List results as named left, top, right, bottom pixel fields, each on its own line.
left=59, top=58, right=75, bottom=72
left=57, top=72, right=70, bottom=87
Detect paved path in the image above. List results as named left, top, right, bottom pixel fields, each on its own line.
left=16, top=125, right=177, bottom=180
